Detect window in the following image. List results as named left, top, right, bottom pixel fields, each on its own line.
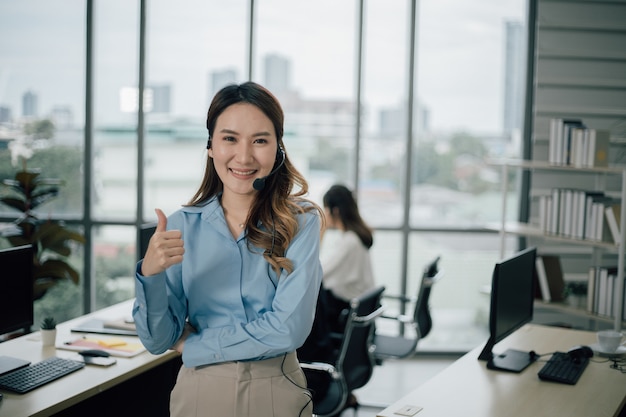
left=0, top=0, right=527, bottom=352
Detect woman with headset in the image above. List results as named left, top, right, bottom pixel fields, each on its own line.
left=133, top=81, right=323, bottom=417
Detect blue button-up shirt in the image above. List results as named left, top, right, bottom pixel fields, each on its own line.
left=133, top=196, right=322, bottom=368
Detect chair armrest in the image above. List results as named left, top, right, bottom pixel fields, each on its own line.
left=382, top=294, right=417, bottom=303
left=379, top=313, right=414, bottom=324
left=299, top=361, right=340, bottom=379
left=352, top=306, right=386, bottom=324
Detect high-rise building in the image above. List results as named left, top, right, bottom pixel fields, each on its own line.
left=209, top=69, right=238, bottom=101
left=0, top=106, right=11, bottom=123
left=50, top=105, right=74, bottom=129
left=22, top=90, right=38, bottom=118
left=503, top=20, right=525, bottom=136
left=264, top=54, right=290, bottom=96
left=149, top=84, right=171, bottom=114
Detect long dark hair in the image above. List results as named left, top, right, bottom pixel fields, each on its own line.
left=323, top=184, right=373, bottom=249
left=187, top=81, right=320, bottom=275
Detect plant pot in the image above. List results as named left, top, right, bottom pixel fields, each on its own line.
left=41, top=328, right=57, bottom=347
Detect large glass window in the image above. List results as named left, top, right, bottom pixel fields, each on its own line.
left=0, top=0, right=528, bottom=352
left=0, top=1, right=86, bottom=324
left=255, top=0, right=358, bottom=204
left=144, top=0, right=248, bottom=219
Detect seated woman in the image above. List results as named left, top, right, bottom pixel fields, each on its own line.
left=319, top=184, right=376, bottom=333
left=298, top=184, right=376, bottom=415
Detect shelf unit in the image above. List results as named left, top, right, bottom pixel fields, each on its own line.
left=490, top=159, right=625, bottom=332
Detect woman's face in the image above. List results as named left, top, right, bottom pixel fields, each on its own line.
left=208, top=103, right=278, bottom=197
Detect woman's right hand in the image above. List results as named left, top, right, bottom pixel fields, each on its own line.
left=141, top=208, right=185, bottom=276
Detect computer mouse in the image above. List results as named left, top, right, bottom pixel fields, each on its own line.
left=79, top=349, right=111, bottom=358
left=567, top=345, right=594, bottom=363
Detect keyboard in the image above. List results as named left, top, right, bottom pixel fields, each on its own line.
left=537, top=352, right=589, bottom=385
left=0, top=356, right=85, bottom=394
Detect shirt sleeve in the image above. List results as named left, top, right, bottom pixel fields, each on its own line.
left=182, top=210, right=323, bottom=366
left=132, top=259, right=188, bottom=355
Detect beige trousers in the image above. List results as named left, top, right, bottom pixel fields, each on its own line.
left=169, top=352, right=312, bottom=417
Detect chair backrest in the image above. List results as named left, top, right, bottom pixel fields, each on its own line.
left=413, top=256, right=442, bottom=339
left=336, top=285, right=386, bottom=392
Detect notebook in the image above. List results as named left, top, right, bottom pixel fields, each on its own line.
left=56, top=336, right=146, bottom=358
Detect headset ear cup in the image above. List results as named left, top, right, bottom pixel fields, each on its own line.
left=277, top=144, right=285, bottom=163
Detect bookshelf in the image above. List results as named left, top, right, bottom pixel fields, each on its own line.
left=513, top=0, right=626, bottom=332
left=489, top=159, right=626, bottom=332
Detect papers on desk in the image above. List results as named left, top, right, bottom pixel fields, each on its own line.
left=57, top=336, right=146, bottom=357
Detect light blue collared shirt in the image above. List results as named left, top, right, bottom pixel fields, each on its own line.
left=132, top=196, right=322, bottom=368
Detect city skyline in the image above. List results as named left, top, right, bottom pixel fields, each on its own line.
left=0, top=0, right=526, bottom=135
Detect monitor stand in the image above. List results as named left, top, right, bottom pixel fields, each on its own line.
left=487, top=349, right=537, bottom=373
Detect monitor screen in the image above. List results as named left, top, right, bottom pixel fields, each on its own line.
left=478, top=247, right=537, bottom=372
left=138, top=222, right=157, bottom=260
left=0, top=244, right=34, bottom=337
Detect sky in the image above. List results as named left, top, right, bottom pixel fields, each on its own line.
left=0, top=0, right=526, bottom=134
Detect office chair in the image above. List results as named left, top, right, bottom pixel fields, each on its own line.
left=300, top=285, right=386, bottom=417
left=373, top=256, right=443, bottom=362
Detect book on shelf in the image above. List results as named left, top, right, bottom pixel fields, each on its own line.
left=605, top=203, right=621, bottom=245
left=547, top=119, right=610, bottom=168
left=588, top=266, right=622, bottom=318
left=534, top=257, right=552, bottom=302
left=587, top=266, right=597, bottom=313
left=535, top=255, right=565, bottom=302
left=548, top=118, right=585, bottom=165
left=587, top=129, right=610, bottom=168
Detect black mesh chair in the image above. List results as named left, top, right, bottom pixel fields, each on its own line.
left=300, top=285, right=386, bottom=417
left=373, top=256, right=443, bottom=362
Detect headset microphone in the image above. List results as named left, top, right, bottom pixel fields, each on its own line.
left=253, top=146, right=285, bottom=191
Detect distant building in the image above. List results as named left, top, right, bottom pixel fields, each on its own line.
left=379, top=103, right=430, bottom=137
left=0, top=106, right=11, bottom=123
left=50, top=105, right=74, bottom=129
left=264, top=54, right=291, bottom=96
left=210, top=69, right=238, bottom=100
left=22, top=90, right=38, bottom=117
left=119, top=85, right=171, bottom=114
left=503, top=20, right=525, bottom=136
left=149, top=84, right=171, bottom=114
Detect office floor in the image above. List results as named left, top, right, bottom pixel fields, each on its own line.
left=335, top=308, right=486, bottom=417
left=345, top=354, right=459, bottom=417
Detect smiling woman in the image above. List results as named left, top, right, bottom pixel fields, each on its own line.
left=133, top=81, right=325, bottom=417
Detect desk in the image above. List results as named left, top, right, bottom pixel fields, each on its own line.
left=0, top=300, right=181, bottom=417
left=377, top=324, right=626, bottom=417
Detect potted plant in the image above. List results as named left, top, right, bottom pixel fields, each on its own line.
left=40, top=316, right=57, bottom=346
left=1, top=125, right=85, bottom=301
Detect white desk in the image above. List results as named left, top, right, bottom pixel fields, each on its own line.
left=378, top=324, right=626, bottom=417
left=0, top=300, right=180, bottom=417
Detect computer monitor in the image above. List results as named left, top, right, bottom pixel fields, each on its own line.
left=0, top=244, right=34, bottom=337
left=478, top=246, right=538, bottom=372
left=138, top=222, right=157, bottom=260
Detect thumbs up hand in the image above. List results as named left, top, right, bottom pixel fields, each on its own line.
left=141, top=208, right=185, bottom=276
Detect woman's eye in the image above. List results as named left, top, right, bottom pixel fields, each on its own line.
left=253, top=138, right=268, bottom=144
left=223, top=136, right=236, bottom=142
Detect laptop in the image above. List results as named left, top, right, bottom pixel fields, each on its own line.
left=71, top=318, right=138, bottom=336
left=0, top=356, right=30, bottom=376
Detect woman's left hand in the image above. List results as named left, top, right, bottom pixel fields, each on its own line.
left=172, top=322, right=196, bottom=353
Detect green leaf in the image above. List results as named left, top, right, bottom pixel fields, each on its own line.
left=35, top=259, right=80, bottom=284
left=0, top=197, right=26, bottom=212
